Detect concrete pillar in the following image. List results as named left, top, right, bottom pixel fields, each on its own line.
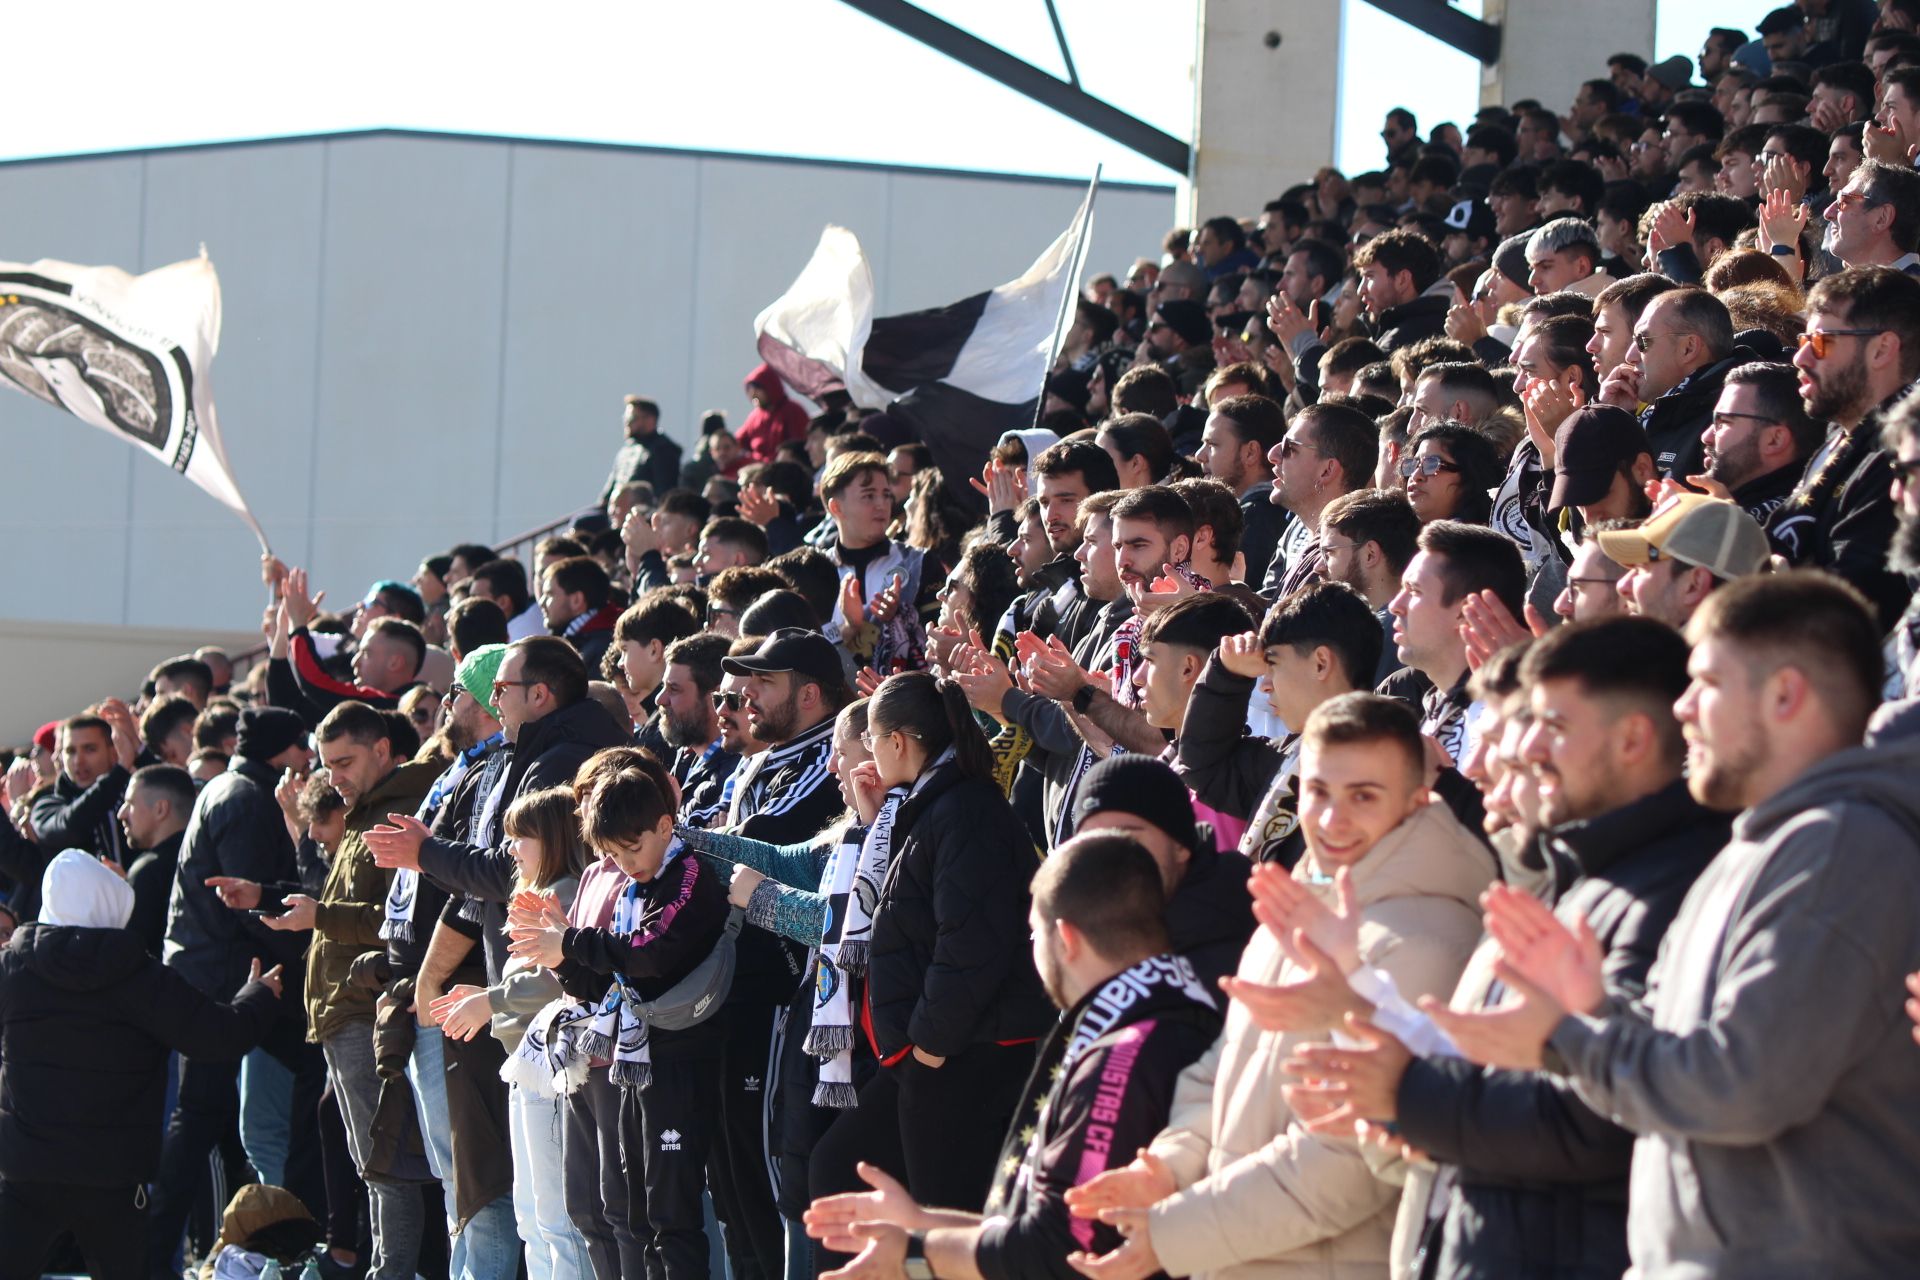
left=1480, top=0, right=1657, bottom=111
left=1187, top=0, right=1344, bottom=225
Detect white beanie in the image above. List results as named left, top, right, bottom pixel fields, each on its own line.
left=39, top=849, right=135, bottom=930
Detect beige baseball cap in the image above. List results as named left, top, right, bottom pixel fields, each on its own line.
left=1596, top=493, right=1770, bottom=580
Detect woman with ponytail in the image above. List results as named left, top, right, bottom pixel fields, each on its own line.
left=806, top=670, right=1052, bottom=1223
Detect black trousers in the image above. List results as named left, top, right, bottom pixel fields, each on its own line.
left=563, top=1067, right=647, bottom=1280
left=148, top=1014, right=328, bottom=1276
left=809, top=1042, right=1034, bottom=1213
left=705, top=1003, right=785, bottom=1280
left=0, top=1180, right=146, bottom=1280
left=618, top=1053, right=723, bottom=1280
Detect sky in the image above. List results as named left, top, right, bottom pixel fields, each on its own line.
left=0, top=1, right=1787, bottom=189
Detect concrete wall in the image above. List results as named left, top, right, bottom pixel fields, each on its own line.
left=1481, top=0, right=1659, bottom=112
left=0, top=620, right=259, bottom=740
left=0, top=131, right=1176, bottom=663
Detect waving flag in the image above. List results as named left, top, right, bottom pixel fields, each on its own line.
left=0, top=252, right=267, bottom=547
left=755, top=176, right=1098, bottom=501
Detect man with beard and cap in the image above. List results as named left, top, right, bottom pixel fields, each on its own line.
left=0, top=851, right=284, bottom=1280
left=149, top=706, right=325, bottom=1276
left=1068, top=755, right=1254, bottom=993
left=1771, top=266, right=1920, bottom=630
left=802, top=833, right=1221, bottom=1280
left=1700, top=362, right=1819, bottom=526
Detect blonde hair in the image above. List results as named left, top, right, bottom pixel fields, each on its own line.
left=502, top=786, right=588, bottom=890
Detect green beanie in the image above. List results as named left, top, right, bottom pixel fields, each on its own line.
left=456, top=643, right=510, bottom=720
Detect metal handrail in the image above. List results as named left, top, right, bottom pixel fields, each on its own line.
left=227, top=510, right=584, bottom=680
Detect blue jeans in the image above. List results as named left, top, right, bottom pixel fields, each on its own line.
left=407, top=1023, right=519, bottom=1280
left=509, top=1085, right=593, bottom=1280
left=240, top=1046, right=293, bottom=1188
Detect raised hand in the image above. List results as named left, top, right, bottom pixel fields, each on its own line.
left=1064, top=1149, right=1175, bottom=1217
left=1281, top=1016, right=1414, bottom=1133
left=969, top=459, right=1023, bottom=514
left=868, top=574, right=905, bottom=624
left=837, top=574, right=867, bottom=627
left=1220, top=930, right=1367, bottom=1034
left=247, top=957, right=285, bottom=1000
left=1419, top=965, right=1566, bottom=1071
left=1756, top=187, right=1809, bottom=258
left=736, top=483, right=780, bottom=527
left=1025, top=635, right=1094, bottom=703
left=505, top=921, right=565, bottom=969
left=1459, top=589, right=1546, bottom=671
left=1445, top=301, right=1488, bottom=345
left=1215, top=630, right=1267, bottom=681
left=951, top=648, right=1015, bottom=717
left=1646, top=202, right=1694, bottom=255
left=1266, top=291, right=1313, bottom=348
left=621, top=507, right=658, bottom=573
left=849, top=761, right=888, bottom=826
left=365, top=814, right=430, bottom=871
left=1248, top=862, right=1362, bottom=974
left=1482, top=883, right=1606, bottom=1016
left=804, top=1161, right=931, bottom=1240
left=282, top=567, right=323, bottom=630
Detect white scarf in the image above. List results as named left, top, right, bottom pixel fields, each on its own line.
left=804, top=797, right=901, bottom=1107
left=386, top=734, right=503, bottom=943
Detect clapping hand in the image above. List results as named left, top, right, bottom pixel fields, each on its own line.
left=1481, top=883, right=1606, bottom=1016
left=365, top=814, right=430, bottom=871
left=1281, top=1016, right=1414, bottom=1135
left=1247, top=862, right=1362, bottom=975
left=1220, top=930, right=1367, bottom=1034
left=282, top=567, right=323, bottom=630
left=428, top=984, right=494, bottom=1040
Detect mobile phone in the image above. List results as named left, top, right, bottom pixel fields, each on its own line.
left=245, top=908, right=280, bottom=917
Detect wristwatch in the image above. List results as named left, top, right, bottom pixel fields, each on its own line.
left=1071, top=684, right=1097, bottom=713
left=1769, top=243, right=1798, bottom=256
left=904, top=1230, right=935, bottom=1280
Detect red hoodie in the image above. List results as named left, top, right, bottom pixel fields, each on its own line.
left=736, top=363, right=810, bottom=462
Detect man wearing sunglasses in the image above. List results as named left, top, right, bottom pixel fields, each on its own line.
left=1605, top=286, right=1740, bottom=479
left=1773, top=265, right=1920, bottom=631
left=1824, top=160, right=1920, bottom=271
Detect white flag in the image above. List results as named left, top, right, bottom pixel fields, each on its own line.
left=0, top=253, right=266, bottom=545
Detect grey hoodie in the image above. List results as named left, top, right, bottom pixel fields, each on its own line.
left=1547, top=706, right=1920, bottom=1278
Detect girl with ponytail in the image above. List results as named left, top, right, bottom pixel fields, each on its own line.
left=806, top=670, right=1054, bottom=1230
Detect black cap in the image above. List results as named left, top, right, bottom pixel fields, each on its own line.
left=1072, top=755, right=1200, bottom=854
left=1551, top=406, right=1652, bottom=511
left=1444, top=198, right=1496, bottom=242
left=1756, top=5, right=1805, bottom=36
left=1153, top=299, right=1211, bottom=347
left=721, top=627, right=848, bottom=690
left=236, top=707, right=307, bottom=763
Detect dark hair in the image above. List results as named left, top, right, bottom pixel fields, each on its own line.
left=867, top=671, right=995, bottom=783
left=150, top=656, right=213, bottom=703
left=700, top=516, right=771, bottom=564
left=1301, top=692, right=1425, bottom=784
left=1322, top=488, right=1421, bottom=579
left=139, top=695, right=199, bottom=755
left=953, top=542, right=1020, bottom=639
left=1109, top=484, right=1196, bottom=543
left=1210, top=393, right=1286, bottom=457
left=315, top=700, right=391, bottom=748
left=657, top=488, right=713, bottom=526
left=543, top=556, right=611, bottom=611
left=1295, top=402, right=1379, bottom=496
left=1671, top=192, right=1757, bottom=260
left=1465, top=122, right=1520, bottom=167
left=1594, top=272, right=1680, bottom=327
left=1258, top=581, right=1384, bottom=691
left=1353, top=228, right=1442, bottom=294
left=421, top=554, right=453, bottom=582
left=1098, top=414, right=1177, bottom=483
left=1201, top=214, right=1247, bottom=250
left=1852, top=159, right=1920, bottom=254
left=1139, top=592, right=1254, bottom=654
left=1807, top=266, right=1920, bottom=384
left=1168, top=477, right=1245, bottom=562
left=708, top=565, right=788, bottom=614
left=1539, top=159, right=1606, bottom=214
left=582, top=763, right=676, bottom=850
left=511, top=636, right=590, bottom=708
left=740, top=589, right=819, bottom=635
left=1322, top=337, right=1386, bottom=380
left=1417, top=361, right=1500, bottom=418
left=298, top=771, right=345, bottom=825
left=1666, top=101, right=1726, bottom=145
left=379, top=709, right=420, bottom=760
left=1034, top=438, right=1121, bottom=495
left=1724, top=362, right=1822, bottom=458
left=448, top=542, right=497, bottom=573
left=1418, top=520, right=1526, bottom=618
left=536, top=535, right=588, bottom=565
left=1686, top=570, right=1883, bottom=742
left=193, top=704, right=240, bottom=751
left=364, top=618, right=427, bottom=679
left=129, top=762, right=196, bottom=815
left=369, top=583, right=426, bottom=625
left=470, top=559, right=531, bottom=617
left=1111, top=365, right=1179, bottom=419
left=663, top=632, right=730, bottom=696
left=614, top=594, right=702, bottom=650
left=1288, top=237, right=1346, bottom=292
left=1521, top=617, right=1691, bottom=766
left=447, top=597, right=509, bottom=656
left=766, top=547, right=840, bottom=624
left=1031, top=831, right=1170, bottom=959
left=1528, top=315, right=1600, bottom=395
left=821, top=450, right=891, bottom=503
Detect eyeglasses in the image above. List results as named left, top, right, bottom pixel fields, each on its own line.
left=712, top=691, right=746, bottom=712
left=408, top=709, right=435, bottom=726
left=1828, top=189, right=1887, bottom=214
left=859, top=729, right=920, bottom=749
left=1632, top=330, right=1684, bottom=353
left=1797, top=328, right=1886, bottom=359
left=1890, top=457, right=1920, bottom=486
left=491, top=679, right=534, bottom=701
left=1279, top=436, right=1322, bottom=458
left=1710, top=411, right=1780, bottom=428
left=1399, top=455, right=1462, bottom=479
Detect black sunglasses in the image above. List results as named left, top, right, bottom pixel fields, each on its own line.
left=712, top=691, right=746, bottom=711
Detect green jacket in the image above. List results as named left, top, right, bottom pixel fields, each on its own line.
left=305, top=760, right=438, bottom=1043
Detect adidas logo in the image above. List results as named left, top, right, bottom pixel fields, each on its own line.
left=660, top=1129, right=683, bottom=1151
left=743, top=1075, right=762, bottom=1093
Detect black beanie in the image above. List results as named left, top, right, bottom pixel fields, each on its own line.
left=1071, top=755, right=1199, bottom=853
left=236, top=707, right=307, bottom=763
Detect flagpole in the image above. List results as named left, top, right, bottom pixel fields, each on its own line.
left=1030, top=165, right=1102, bottom=433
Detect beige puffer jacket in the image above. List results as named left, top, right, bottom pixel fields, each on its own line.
left=1145, top=799, right=1495, bottom=1280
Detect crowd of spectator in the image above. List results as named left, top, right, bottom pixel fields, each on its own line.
left=9, top=2, right=1920, bottom=1278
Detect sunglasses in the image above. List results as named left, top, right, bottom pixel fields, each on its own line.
left=1797, top=327, right=1885, bottom=359
left=712, top=691, right=746, bottom=711
left=1890, top=457, right=1920, bottom=487
left=1279, top=437, right=1321, bottom=458
left=1399, top=455, right=1462, bottom=479
left=1631, top=330, right=1680, bottom=353
left=491, top=679, right=534, bottom=701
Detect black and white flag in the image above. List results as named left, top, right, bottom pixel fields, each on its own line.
left=755, top=181, right=1096, bottom=499
left=0, top=253, right=266, bottom=545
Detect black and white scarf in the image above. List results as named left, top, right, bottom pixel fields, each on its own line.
left=384, top=733, right=502, bottom=943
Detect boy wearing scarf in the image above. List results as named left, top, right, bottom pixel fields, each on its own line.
left=507, top=760, right=730, bottom=1280
left=804, top=832, right=1220, bottom=1280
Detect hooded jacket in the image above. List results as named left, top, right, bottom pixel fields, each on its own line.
left=1144, top=800, right=1494, bottom=1280
left=737, top=363, right=810, bottom=462
left=29, top=765, right=129, bottom=870
left=165, top=756, right=305, bottom=999
left=865, top=757, right=1052, bottom=1062
left=0, top=923, right=276, bottom=1186
left=1765, top=407, right=1913, bottom=632
left=1547, top=706, right=1920, bottom=1279
left=1393, top=778, right=1728, bottom=1280
left=305, top=760, right=437, bottom=1042
left=1639, top=351, right=1749, bottom=480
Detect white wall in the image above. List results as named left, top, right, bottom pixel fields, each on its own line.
left=0, top=130, right=1175, bottom=656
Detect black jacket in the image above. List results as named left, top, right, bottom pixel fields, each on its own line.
left=126, top=831, right=182, bottom=958
left=600, top=432, right=684, bottom=507
left=1728, top=457, right=1806, bottom=529
left=1165, top=843, right=1254, bottom=994
left=417, top=698, right=631, bottom=982
left=866, top=760, right=1052, bottom=1061
left=30, top=766, right=130, bottom=869
left=1767, top=411, right=1914, bottom=633
left=733, top=718, right=845, bottom=1005
left=1639, top=352, right=1747, bottom=480
left=0, top=923, right=276, bottom=1187
left=1237, top=483, right=1282, bottom=589
left=1370, top=293, right=1452, bottom=354
left=1395, top=779, right=1728, bottom=1280
left=165, top=757, right=305, bottom=998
